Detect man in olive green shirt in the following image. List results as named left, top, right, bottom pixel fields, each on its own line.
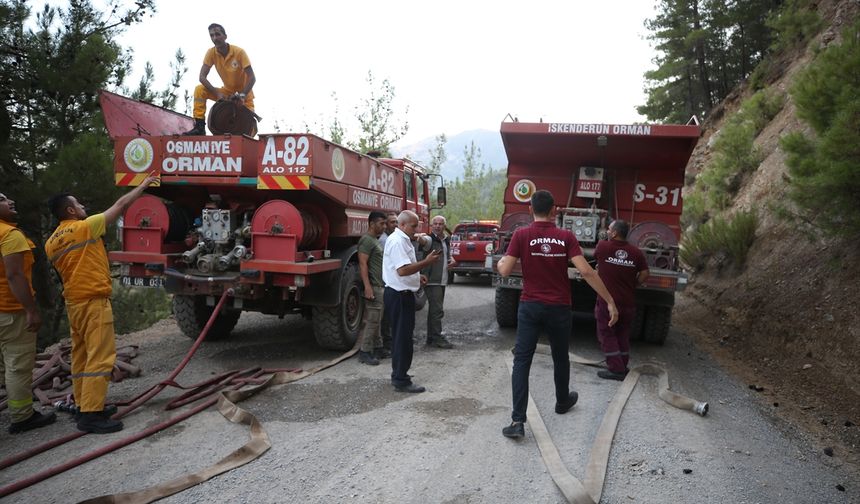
left=357, top=211, right=388, bottom=365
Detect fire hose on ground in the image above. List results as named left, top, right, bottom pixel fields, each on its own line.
left=0, top=288, right=361, bottom=503
left=517, top=343, right=709, bottom=504
left=0, top=345, right=141, bottom=413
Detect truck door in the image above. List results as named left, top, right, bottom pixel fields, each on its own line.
left=404, top=168, right=427, bottom=231
left=416, top=174, right=429, bottom=227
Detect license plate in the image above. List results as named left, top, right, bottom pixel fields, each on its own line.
left=492, top=275, right=522, bottom=289
left=120, top=276, right=164, bottom=288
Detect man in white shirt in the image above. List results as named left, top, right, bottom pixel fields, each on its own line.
left=378, top=211, right=399, bottom=354
left=383, top=211, right=441, bottom=393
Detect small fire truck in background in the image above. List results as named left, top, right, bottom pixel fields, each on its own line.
left=448, top=220, right=498, bottom=283
left=99, top=91, right=444, bottom=350
left=490, top=119, right=700, bottom=344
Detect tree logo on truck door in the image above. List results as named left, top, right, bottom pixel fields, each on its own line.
left=124, top=138, right=154, bottom=173
left=332, top=148, right=345, bottom=181
left=513, top=179, right=536, bottom=202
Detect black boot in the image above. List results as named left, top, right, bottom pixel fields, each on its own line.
left=183, top=119, right=206, bottom=136
left=8, top=410, right=57, bottom=434
left=357, top=350, right=380, bottom=366
left=77, top=412, right=123, bottom=434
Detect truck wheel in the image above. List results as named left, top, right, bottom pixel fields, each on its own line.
left=172, top=295, right=240, bottom=341
left=495, top=287, right=520, bottom=328
left=448, top=271, right=455, bottom=284
left=312, top=261, right=363, bottom=350
left=630, top=306, right=645, bottom=341
left=642, top=305, right=672, bottom=345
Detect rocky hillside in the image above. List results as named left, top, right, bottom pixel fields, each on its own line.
left=675, top=0, right=860, bottom=465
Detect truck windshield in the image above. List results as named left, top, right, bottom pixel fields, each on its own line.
left=404, top=171, right=415, bottom=201
left=417, top=176, right=426, bottom=204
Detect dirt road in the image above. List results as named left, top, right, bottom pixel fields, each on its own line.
left=1, top=279, right=856, bottom=503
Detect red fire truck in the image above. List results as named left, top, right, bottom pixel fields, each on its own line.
left=449, top=220, right=498, bottom=283
left=100, top=91, right=444, bottom=350
left=490, top=119, right=700, bottom=344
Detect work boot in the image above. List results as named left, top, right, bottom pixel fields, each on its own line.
left=427, top=336, right=453, bottom=349
left=502, top=421, right=524, bottom=439
left=373, top=347, right=391, bottom=360
left=393, top=382, right=425, bottom=393
left=72, top=403, right=118, bottom=421
left=183, top=119, right=206, bottom=136
left=357, top=350, right=380, bottom=366
left=8, top=410, right=57, bottom=434
left=597, top=370, right=628, bottom=381
left=77, top=412, right=123, bottom=434
left=555, top=391, right=579, bottom=414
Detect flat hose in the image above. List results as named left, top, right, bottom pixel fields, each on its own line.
left=0, top=288, right=361, bottom=503
left=509, top=344, right=709, bottom=504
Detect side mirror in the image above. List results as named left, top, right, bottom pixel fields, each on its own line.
left=436, top=187, right=447, bottom=208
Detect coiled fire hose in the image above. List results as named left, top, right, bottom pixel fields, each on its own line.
left=207, top=99, right=259, bottom=136
left=513, top=343, right=709, bottom=504
left=0, top=288, right=360, bottom=503
left=0, top=345, right=141, bottom=413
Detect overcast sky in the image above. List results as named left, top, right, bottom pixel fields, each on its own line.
left=97, top=0, right=659, bottom=144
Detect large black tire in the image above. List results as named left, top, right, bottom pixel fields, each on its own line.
left=642, top=305, right=672, bottom=345
left=312, top=261, right=363, bottom=350
left=495, top=287, right=520, bottom=328
left=630, top=306, right=646, bottom=341
left=172, top=294, right=241, bottom=341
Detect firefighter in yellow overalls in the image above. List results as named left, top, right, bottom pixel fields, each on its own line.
left=0, top=192, right=56, bottom=434
left=184, top=23, right=257, bottom=135
left=46, top=175, right=157, bottom=433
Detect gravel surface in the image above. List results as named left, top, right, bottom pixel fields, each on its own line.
left=1, top=277, right=857, bottom=503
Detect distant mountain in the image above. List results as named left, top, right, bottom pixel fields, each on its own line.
left=392, top=129, right=508, bottom=183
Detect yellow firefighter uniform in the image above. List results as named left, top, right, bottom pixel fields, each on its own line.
left=45, top=214, right=115, bottom=413
left=192, top=44, right=255, bottom=119
left=0, top=219, right=37, bottom=422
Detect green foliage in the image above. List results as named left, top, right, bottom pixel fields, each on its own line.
left=0, top=0, right=156, bottom=344
left=696, top=89, right=782, bottom=210
left=354, top=71, right=408, bottom=157
left=782, top=20, right=860, bottom=236
left=680, top=211, right=758, bottom=271
left=700, top=118, right=760, bottom=209
left=680, top=188, right=707, bottom=228
left=424, top=134, right=447, bottom=199
left=111, top=281, right=172, bottom=335
left=438, top=142, right=505, bottom=224
left=639, top=0, right=779, bottom=123
left=129, top=49, right=188, bottom=112
left=739, top=88, right=785, bottom=131
left=327, top=92, right=346, bottom=145
left=767, top=0, right=823, bottom=52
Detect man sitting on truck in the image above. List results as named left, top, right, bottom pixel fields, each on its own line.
left=497, top=190, right=618, bottom=439
left=593, top=220, right=649, bottom=380
left=184, top=23, right=256, bottom=136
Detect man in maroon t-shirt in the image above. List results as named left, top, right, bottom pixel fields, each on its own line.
left=497, top=190, right=618, bottom=439
left=594, top=220, right=649, bottom=381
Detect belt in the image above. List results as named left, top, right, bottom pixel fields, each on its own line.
left=384, top=287, right=414, bottom=296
